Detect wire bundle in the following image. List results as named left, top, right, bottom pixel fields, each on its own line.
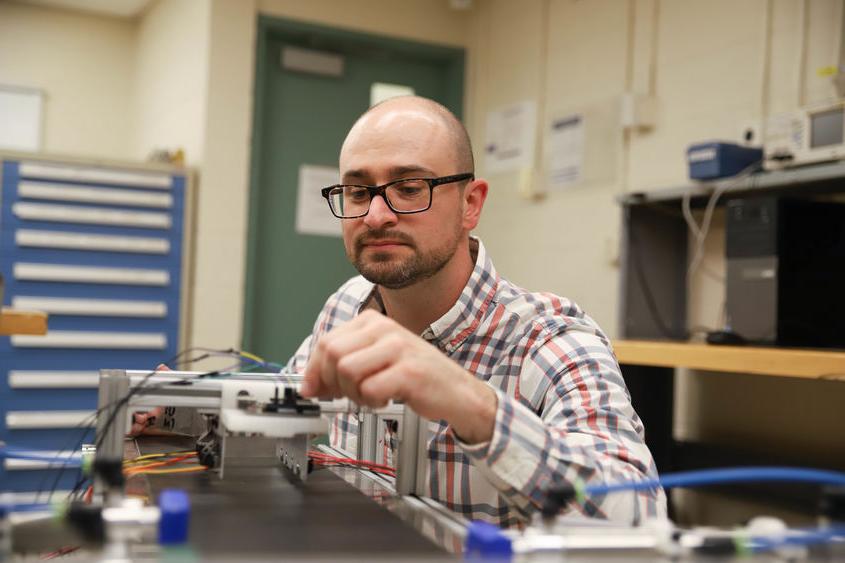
left=123, top=451, right=206, bottom=477
left=43, top=345, right=291, bottom=502
left=308, top=450, right=396, bottom=478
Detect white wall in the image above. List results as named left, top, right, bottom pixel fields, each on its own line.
left=0, top=0, right=135, bottom=159
left=132, top=0, right=211, bottom=164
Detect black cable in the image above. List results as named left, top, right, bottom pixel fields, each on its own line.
left=43, top=349, right=198, bottom=502
left=88, top=353, right=276, bottom=476
left=40, top=347, right=248, bottom=502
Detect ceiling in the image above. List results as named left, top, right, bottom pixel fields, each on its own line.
left=17, top=0, right=153, bottom=18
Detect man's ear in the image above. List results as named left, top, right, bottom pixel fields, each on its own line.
left=462, top=179, right=488, bottom=231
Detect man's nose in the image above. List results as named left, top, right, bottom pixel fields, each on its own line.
left=363, top=194, right=398, bottom=229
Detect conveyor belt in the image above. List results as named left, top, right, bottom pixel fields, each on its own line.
left=137, top=437, right=452, bottom=558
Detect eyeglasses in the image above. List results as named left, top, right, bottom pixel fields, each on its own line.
left=321, top=173, right=474, bottom=219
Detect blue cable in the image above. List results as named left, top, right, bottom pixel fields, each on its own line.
left=583, top=467, right=845, bottom=496
left=748, top=526, right=845, bottom=553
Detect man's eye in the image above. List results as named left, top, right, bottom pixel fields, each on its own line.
left=394, top=183, right=425, bottom=197
left=346, top=188, right=370, bottom=201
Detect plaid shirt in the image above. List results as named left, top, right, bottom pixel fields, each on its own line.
left=287, top=237, right=666, bottom=527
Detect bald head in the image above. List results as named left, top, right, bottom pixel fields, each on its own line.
left=341, top=96, right=474, bottom=175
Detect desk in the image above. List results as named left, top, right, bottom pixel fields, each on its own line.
left=0, top=307, right=47, bottom=336
left=615, top=339, right=845, bottom=514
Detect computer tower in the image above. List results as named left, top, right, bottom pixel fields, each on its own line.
left=725, top=197, right=845, bottom=348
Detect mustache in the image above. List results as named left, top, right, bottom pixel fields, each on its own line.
left=355, top=230, right=415, bottom=248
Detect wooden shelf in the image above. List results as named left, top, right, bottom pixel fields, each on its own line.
left=614, top=339, right=845, bottom=380
left=0, top=308, right=48, bottom=336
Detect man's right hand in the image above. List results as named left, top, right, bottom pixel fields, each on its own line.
left=127, top=364, right=169, bottom=437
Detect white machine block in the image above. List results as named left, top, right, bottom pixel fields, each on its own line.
left=220, top=409, right=327, bottom=438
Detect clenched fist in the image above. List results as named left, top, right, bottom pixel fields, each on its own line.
left=300, top=310, right=497, bottom=444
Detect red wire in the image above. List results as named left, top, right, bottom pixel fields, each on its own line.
left=312, top=461, right=395, bottom=477
left=308, top=450, right=393, bottom=467
left=308, top=451, right=394, bottom=470
left=41, top=546, right=79, bottom=559
left=308, top=451, right=397, bottom=476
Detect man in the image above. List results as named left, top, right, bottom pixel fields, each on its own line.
left=288, top=96, right=666, bottom=527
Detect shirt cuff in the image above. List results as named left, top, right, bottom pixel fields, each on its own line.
left=450, top=385, right=506, bottom=459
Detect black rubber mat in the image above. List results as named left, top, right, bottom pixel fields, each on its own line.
left=138, top=437, right=451, bottom=558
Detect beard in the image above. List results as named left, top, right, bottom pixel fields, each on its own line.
left=349, top=226, right=462, bottom=289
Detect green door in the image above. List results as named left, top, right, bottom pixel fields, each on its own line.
left=244, top=17, right=465, bottom=364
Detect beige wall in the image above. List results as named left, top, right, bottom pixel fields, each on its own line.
left=469, top=0, right=629, bottom=336
left=257, top=0, right=468, bottom=47
left=0, top=0, right=212, bottom=163
left=190, top=0, right=256, bottom=353
left=133, top=0, right=211, bottom=164
left=0, top=0, right=135, bottom=159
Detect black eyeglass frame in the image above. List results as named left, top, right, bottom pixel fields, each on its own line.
left=320, top=172, right=475, bottom=219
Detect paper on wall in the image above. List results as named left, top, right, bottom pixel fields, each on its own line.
left=484, top=101, right=537, bottom=174
left=295, top=165, right=342, bottom=237
left=0, top=86, right=43, bottom=152
left=547, top=114, right=584, bottom=189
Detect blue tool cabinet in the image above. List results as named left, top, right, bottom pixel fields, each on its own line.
left=0, top=156, right=191, bottom=498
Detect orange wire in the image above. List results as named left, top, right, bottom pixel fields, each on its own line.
left=125, top=454, right=197, bottom=476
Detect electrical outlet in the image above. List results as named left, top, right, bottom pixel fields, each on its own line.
left=620, top=93, right=657, bottom=132
left=738, top=119, right=762, bottom=146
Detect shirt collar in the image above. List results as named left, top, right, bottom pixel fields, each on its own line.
left=359, top=237, right=499, bottom=353
left=423, top=236, right=499, bottom=353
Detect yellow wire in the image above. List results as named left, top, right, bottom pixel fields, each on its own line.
left=241, top=347, right=292, bottom=383
left=239, top=350, right=265, bottom=364
left=124, top=451, right=195, bottom=465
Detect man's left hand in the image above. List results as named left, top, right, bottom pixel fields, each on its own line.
left=300, top=310, right=497, bottom=444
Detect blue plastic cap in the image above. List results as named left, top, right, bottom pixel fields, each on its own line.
left=158, top=489, right=190, bottom=546
left=465, top=520, right=513, bottom=561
